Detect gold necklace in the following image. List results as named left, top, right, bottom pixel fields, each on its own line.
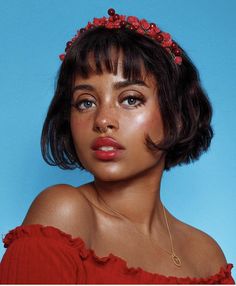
left=94, top=187, right=182, bottom=268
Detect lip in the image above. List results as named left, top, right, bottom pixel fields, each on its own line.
left=93, top=149, right=124, bottom=161
left=91, top=136, right=125, bottom=150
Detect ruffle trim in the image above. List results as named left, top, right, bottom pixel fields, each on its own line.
left=3, top=224, right=234, bottom=284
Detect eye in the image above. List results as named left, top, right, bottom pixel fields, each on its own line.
left=122, top=95, right=145, bottom=108
left=73, top=99, right=96, bottom=111
left=72, top=94, right=145, bottom=111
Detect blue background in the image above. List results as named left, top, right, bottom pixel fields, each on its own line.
left=0, top=0, right=235, bottom=279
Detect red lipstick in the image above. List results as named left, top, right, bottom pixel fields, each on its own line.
left=91, top=137, right=125, bottom=150
left=91, top=137, right=125, bottom=161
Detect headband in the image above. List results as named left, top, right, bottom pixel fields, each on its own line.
left=59, top=8, right=182, bottom=65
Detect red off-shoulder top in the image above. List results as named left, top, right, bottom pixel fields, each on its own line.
left=0, top=224, right=234, bottom=284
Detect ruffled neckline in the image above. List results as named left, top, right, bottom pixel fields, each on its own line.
left=3, top=224, right=234, bottom=284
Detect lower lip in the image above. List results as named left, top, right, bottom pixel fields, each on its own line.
left=93, top=149, right=124, bottom=161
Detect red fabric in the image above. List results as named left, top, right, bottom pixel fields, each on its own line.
left=0, top=224, right=235, bottom=284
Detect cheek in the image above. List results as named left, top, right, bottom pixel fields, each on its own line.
left=147, top=111, right=164, bottom=141
left=122, top=109, right=164, bottom=141
left=70, top=115, right=92, bottom=168
left=70, top=114, right=90, bottom=146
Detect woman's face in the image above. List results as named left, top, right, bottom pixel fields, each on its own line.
left=70, top=64, right=165, bottom=182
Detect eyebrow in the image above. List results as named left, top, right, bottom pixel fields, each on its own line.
left=113, top=79, right=149, bottom=89
left=72, top=79, right=149, bottom=94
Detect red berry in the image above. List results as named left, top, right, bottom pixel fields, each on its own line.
left=174, top=56, right=182, bottom=65
left=156, top=34, right=163, bottom=42
left=108, top=8, right=115, bottom=16
left=171, top=42, right=177, bottom=49
left=129, top=24, right=135, bottom=31
left=150, top=23, right=156, bottom=28
left=59, top=54, right=65, bottom=61
left=120, top=20, right=126, bottom=27
left=65, top=41, right=73, bottom=52
left=174, top=48, right=181, bottom=56
left=113, top=14, right=119, bottom=21
left=66, top=41, right=72, bottom=48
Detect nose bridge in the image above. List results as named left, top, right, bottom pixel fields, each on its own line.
left=93, top=97, right=119, bottom=131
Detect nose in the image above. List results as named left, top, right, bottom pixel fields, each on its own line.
left=93, top=106, right=119, bottom=134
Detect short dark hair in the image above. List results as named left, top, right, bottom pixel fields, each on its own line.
left=41, top=27, right=213, bottom=171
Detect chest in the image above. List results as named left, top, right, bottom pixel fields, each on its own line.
left=89, top=226, right=203, bottom=278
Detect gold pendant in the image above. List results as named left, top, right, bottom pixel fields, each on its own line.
left=171, top=253, right=181, bottom=267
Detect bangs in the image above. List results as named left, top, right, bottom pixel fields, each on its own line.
left=66, top=27, right=152, bottom=81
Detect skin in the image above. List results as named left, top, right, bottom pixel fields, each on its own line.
left=23, top=62, right=227, bottom=278
left=70, top=68, right=165, bottom=230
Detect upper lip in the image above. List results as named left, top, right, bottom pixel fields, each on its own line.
left=91, top=137, right=125, bottom=150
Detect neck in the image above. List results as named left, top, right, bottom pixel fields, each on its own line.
left=92, top=162, right=165, bottom=235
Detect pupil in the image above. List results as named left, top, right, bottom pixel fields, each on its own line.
left=85, top=101, right=92, bottom=107
left=129, top=98, right=136, bottom=104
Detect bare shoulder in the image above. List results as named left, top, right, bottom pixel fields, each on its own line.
left=174, top=217, right=227, bottom=276
left=22, top=183, right=95, bottom=241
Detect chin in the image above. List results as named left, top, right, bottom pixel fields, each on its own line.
left=91, top=168, right=127, bottom=182
left=91, top=167, right=145, bottom=183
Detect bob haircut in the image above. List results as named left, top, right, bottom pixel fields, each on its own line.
left=41, top=26, right=213, bottom=171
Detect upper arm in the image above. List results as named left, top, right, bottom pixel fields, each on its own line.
left=22, top=184, right=94, bottom=239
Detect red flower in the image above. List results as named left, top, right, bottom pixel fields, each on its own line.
left=119, top=15, right=126, bottom=21
left=162, top=32, right=171, bottom=41
left=137, top=27, right=145, bottom=35
left=93, top=17, right=106, bottom=26
left=85, top=22, right=93, bottom=30
left=113, top=20, right=121, bottom=29
left=133, top=22, right=140, bottom=29
left=174, top=56, right=182, bottom=65
left=147, top=28, right=156, bottom=37
left=127, top=16, right=140, bottom=29
left=105, top=21, right=115, bottom=29
left=162, top=40, right=172, bottom=48
left=153, top=25, right=161, bottom=33
left=140, top=19, right=150, bottom=30
left=127, top=16, right=139, bottom=23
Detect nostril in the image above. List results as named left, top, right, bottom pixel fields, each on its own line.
left=93, top=116, right=119, bottom=133
left=96, top=126, right=108, bottom=133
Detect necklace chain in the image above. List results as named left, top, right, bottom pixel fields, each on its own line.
left=94, top=187, right=181, bottom=267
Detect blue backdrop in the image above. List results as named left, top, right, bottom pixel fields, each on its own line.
left=0, top=0, right=235, bottom=279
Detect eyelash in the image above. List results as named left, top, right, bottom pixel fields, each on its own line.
left=73, top=95, right=145, bottom=111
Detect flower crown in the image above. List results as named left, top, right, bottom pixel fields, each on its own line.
left=59, top=8, right=182, bottom=65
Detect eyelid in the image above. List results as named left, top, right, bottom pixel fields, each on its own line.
left=72, top=92, right=96, bottom=104
left=73, top=91, right=95, bottom=98
left=120, top=90, right=145, bottom=100
left=120, top=88, right=144, bottom=96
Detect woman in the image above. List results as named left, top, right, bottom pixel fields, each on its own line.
left=0, top=8, right=234, bottom=284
